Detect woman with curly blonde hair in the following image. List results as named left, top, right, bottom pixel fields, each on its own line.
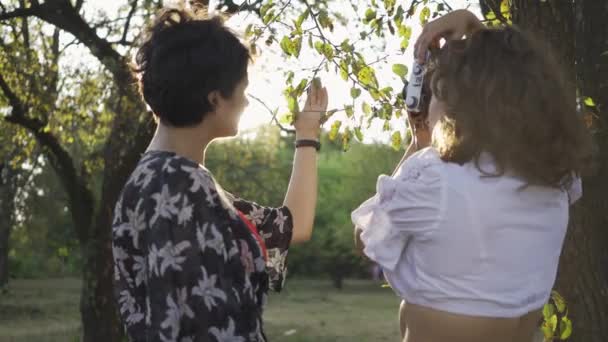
left=354, top=10, right=592, bottom=342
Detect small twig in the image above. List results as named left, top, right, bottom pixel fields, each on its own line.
left=250, top=0, right=293, bottom=45
left=120, top=0, right=139, bottom=44
left=440, top=0, right=453, bottom=12
left=247, top=93, right=296, bottom=133
left=482, top=0, right=510, bottom=25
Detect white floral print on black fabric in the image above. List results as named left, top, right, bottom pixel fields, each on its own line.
left=112, top=151, right=293, bottom=342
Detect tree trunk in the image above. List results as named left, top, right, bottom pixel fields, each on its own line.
left=78, top=100, right=154, bottom=342
left=556, top=1, right=608, bottom=341
left=509, top=1, right=608, bottom=341
left=79, top=214, right=123, bottom=342
left=0, top=163, right=16, bottom=290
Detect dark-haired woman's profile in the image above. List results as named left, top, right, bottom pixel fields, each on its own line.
left=112, top=7, right=328, bottom=342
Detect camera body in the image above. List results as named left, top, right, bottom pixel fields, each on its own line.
left=402, top=52, right=432, bottom=115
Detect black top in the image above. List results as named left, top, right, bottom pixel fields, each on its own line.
left=112, top=151, right=293, bottom=342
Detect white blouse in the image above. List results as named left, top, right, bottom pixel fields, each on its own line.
left=352, top=147, right=582, bottom=317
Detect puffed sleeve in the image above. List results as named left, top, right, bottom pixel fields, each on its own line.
left=351, top=148, right=445, bottom=271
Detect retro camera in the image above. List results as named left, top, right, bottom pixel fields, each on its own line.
left=402, top=52, right=432, bottom=115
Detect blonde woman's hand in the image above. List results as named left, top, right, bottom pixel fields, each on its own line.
left=414, top=9, right=484, bottom=63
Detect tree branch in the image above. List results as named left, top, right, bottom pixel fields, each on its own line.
left=0, top=0, right=133, bottom=89
left=0, top=6, right=39, bottom=21
left=121, top=0, right=138, bottom=44
left=248, top=93, right=296, bottom=134
left=480, top=0, right=510, bottom=25
left=0, top=72, right=94, bottom=242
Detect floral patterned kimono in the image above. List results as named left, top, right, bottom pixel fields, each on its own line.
left=112, top=150, right=293, bottom=342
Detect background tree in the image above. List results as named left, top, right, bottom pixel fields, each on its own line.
left=475, top=1, right=607, bottom=340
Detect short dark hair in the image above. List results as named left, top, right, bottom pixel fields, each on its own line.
left=134, top=8, right=250, bottom=127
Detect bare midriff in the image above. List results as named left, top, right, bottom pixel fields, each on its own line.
left=399, top=301, right=542, bottom=342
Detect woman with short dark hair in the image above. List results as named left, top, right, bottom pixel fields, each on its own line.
left=112, top=8, right=327, bottom=342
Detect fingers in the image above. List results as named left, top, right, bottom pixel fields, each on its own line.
left=321, top=87, right=328, bottom=110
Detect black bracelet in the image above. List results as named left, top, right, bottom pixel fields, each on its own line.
left=295, top=139, right=321, bottom=151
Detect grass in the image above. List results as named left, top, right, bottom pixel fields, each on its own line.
left=0, top=277, right=400, bottom=342
left=0, top=278, right=82, bottom=342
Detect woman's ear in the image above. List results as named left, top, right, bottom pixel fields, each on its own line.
left=207, top=90, right=221, bottom=110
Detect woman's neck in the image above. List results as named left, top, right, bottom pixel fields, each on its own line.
left=146, top=121, right=214, bottom=165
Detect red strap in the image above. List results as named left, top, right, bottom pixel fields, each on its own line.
left=237, top=210, right=268, bottom=262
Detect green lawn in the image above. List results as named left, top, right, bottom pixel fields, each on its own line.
left=0, top=278, right=400, bottom=342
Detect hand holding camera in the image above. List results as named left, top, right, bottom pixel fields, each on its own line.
left=403, top=54, right=432, bottom=149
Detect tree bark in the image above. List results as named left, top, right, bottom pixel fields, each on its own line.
left=0, top=162, right=15, bottom=290
left=506, top=1, right=608, bottom=341
left=0, top=2, right=151, bottom=340
left=556, top=1, right=608, bottom=341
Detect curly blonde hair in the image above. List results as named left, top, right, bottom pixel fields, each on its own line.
left=430, top=26, right=592, bottom=189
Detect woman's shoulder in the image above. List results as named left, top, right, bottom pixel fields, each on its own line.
left=393, top=147, right=444, bottom=183
left=127, top=151, right=218, bottom=195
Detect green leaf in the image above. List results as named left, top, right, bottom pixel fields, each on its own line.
left=340, top=39, right=353, bottom=53
left=383, top=120, right=391, bottom=131
left=259, top=1, right=274, bottom=17
left=57, top=247, right=69, bottom=258
left=357, top=66, right=377, bottom=87
left=541, top=323, right=553, bottom=340
left=370, top=89, right=381, bottom=101
left=394, top=6, right=405, bottom=27
left=584, top=96, right=596, bottom=107
left=280, top=36, right=293, bottom=56
left=244, top=24, right=254, bottom=38
left=420, top=6, right=431, bottom=25
left=279, top=113, right=294, bottom=125
left=263, top=10, right=276, bottom=25
left=391, top=131, right=402, bottom=150
left=316, top=42, right=334, bottom=60
left=383, top=0, right=396, bottom=12
left=318, top=10, right=334, bottom=31
left=285, top=71, right=294, bottom=85
left=329, top=120, right=342, bottom=141
left=287, top=96, right=299, bottom=114
left=370, top=18, right=383, bottom=35
left=543, top=303, right=555, bottom=321
left=547, top=314, right=558, bottom=333
left=296, top=9, right=310, bottom=29
left=400, top=37, right=410, bottom=52
left=321, top=109, right=338, bottom=124
left=293, top=37, right=302, bottom=57
left=354, top=127, right=364, bottom=141
left=552, top=291, right=567, bottom=313
left=350, top=87, right=361, bottom=99
left=339, top=60, right=349, bottom=81
left=345, top=105, right=354, bottom=117
left=560, top=317, right=572, bottom=340
left=295, top=79, right=308, bottom=97
left=362, top=102, right=372, bottom=115
left=314, top=41, right=324, bottom=55
left=500, top=0, right=511, bottom=20
left=392, top=64, right=408, bottom=79
left=398, top=25, right=412, bottom=39
left=342, top=127, right=351, bottom=151
left=364, top=8, right=377, bottom=23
